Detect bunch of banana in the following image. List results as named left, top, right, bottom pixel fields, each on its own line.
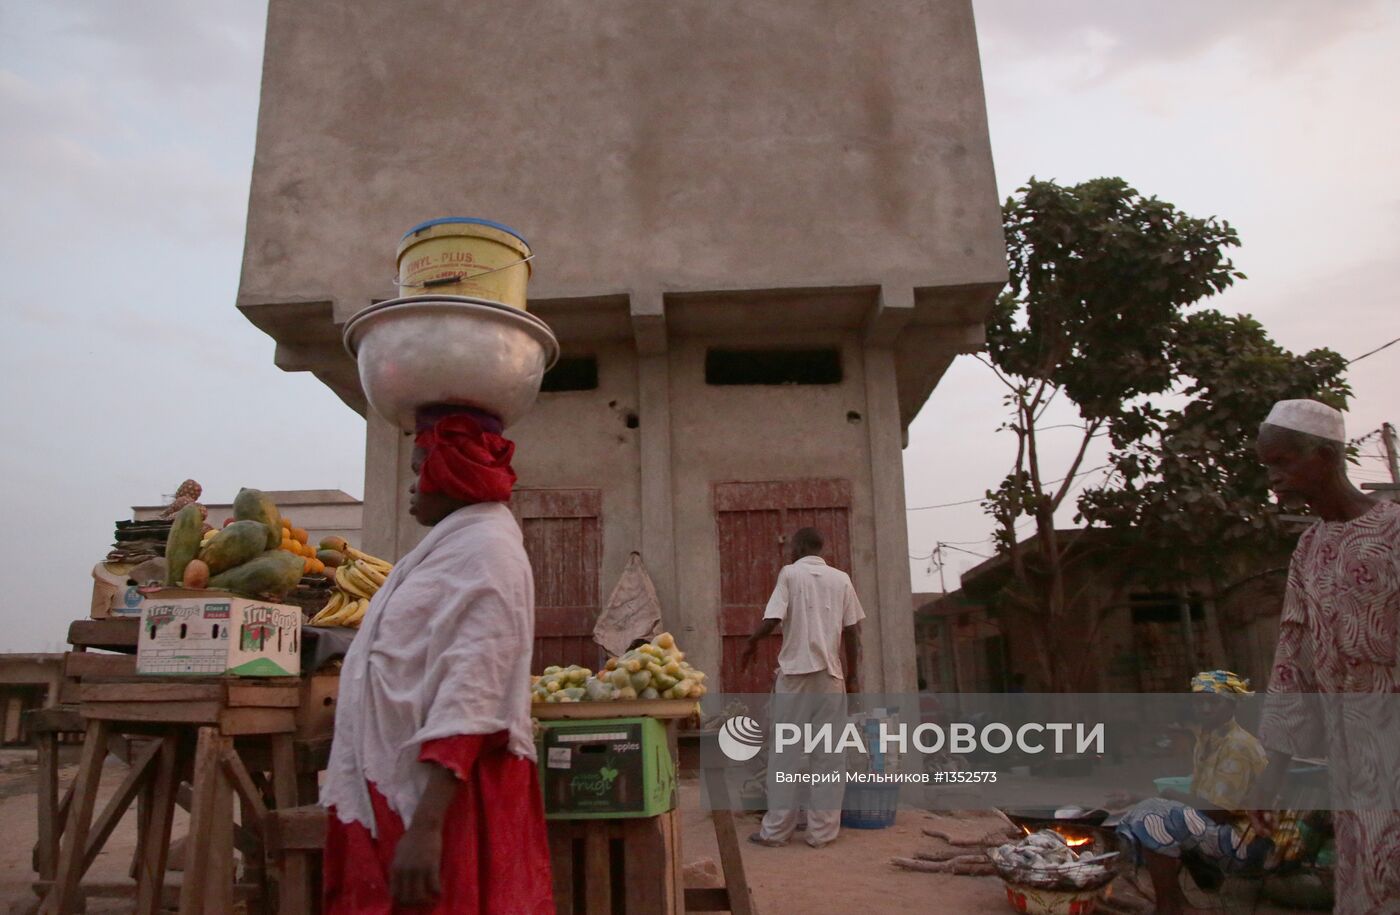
left=309, top=591, right=368, bottom=628
left=309, top=547, right=393, bottom=628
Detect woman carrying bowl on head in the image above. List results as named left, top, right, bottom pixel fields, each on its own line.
left=320, top=405, right=552, bottom=914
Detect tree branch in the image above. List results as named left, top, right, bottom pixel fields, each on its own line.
left=974, top=354, right=1018, bottom=392
left=1027, top=377, right=1051, bottom=417
left=1023, top=399, right=1047, bottom=504
left=1033, top=386, right=1060, bottom=422
left=1051, top=419, right=1104, bottom=509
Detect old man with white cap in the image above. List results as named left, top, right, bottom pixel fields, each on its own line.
left=1251, top=399, right=1400, bottom=912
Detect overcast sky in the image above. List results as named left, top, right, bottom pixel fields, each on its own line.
left=2, top=1, right=1396, bottom=651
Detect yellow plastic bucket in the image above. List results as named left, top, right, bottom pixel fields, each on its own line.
left=396, top=217, right=533, bottom=309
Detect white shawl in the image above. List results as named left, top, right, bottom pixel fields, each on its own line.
left=320, top=503, right=537, bottom=835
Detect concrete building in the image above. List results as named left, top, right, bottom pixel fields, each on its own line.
left=133, top=489, right=363, bottom=549
left=236, top=0, right=1006, bottom=693
left=0, top=654, right=62, bottom=746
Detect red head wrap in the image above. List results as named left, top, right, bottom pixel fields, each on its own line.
left=414, top=409, right=516, bottom=504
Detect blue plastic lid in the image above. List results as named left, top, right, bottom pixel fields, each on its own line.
left=401, top=216, right=529, bottom=247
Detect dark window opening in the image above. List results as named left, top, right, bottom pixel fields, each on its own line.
left=705, top=348, right=842, bottom=386
left=1129, top=592, right=1205, bottom=624
left=541, top=356, right=599, bottom=392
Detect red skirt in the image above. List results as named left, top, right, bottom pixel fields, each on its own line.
left=324, top=731, right=553, bottom=914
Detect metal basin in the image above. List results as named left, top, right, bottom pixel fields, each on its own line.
left=344, top=295, right=559, bottom=431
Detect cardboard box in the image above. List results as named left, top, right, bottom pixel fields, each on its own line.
left=136, top=589, right=302, bottom=677
left=91, top=563, right=146, bottom=619
left=537, top=717, right=675, bottom=819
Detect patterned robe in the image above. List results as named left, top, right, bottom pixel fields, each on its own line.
left=1259, top=500, right=1400, bottom=913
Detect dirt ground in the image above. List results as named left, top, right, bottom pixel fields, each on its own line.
left=0, top=752, right=1312, bottom=914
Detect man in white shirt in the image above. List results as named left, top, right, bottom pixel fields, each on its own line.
left=741, top=527, right=865, bottom=848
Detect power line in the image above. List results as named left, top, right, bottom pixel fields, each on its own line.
left=1351, top=428, right=1383, bottom=446
left=941, top=543, right=992, bottom=559
left=905, top=495, right=986, bottom=511
left=1347, top=335, right=1400, bottom=365
left=906, top=464, right=1109, bottom=511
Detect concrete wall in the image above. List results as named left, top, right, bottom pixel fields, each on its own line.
left=664, top=332, right=914, bottom=691
left=240, top=0, right=1004, bottom=324
left=362, top=342, right=644, bottom=564
left=514, top=341, right=644, bottom=599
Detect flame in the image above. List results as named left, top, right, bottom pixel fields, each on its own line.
left=1025, top=823, right=1094, bottom=847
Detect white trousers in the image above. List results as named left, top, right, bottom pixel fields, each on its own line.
left=758, top=671, right=847, bottom=845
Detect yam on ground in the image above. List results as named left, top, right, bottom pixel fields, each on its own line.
left=890, top=856, right=996, bottom=876
left=913, top=848, right=986, bottom=863
left=922, top=827, right=1018, bottom=847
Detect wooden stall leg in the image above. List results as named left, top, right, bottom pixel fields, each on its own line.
left=130, top=780, right=148, bottom=881
left=44, top=718, right=109, bottom=915
left=78, top=739, right=160, bottom=875
left=35, top=730, right=59, bottom=881
left=224, top=749, right=271, bottom=915
left=547, top=824, right=575, bottom=914
left=621, top=814, right=682, bottom=915
left=271, top=734, right=312, bottom=914
left=179, top=726, right=234, bottom=915
left=203, top=759, right=234, bottom=913
left=134, top=736, right=178, bottom=915
left=583, top=825, right=611, bottom=915
left=704, top=766, right=756, bottom=915
left=297, top=771, right=319, bottom=806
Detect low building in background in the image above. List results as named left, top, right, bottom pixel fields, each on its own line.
left=133, top=489, right=363, bottom=550
left=0, top=654, right=62, bottom=746
left=913, top=591, right=1012, bottom=693
left=920, top=530, right=1291, bottom=692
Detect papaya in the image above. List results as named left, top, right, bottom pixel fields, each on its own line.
left=165, top=503, right=204, bottom=585
left=209, top=549, right=304, bottom=597
left=233, top=488, right=282, bottom=549
left=198, top=520, right=270, bottom=574
left=181, top=559, right=210, bottom=589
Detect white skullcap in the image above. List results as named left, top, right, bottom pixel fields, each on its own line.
left=1261, top=399, right=1346, bottom=442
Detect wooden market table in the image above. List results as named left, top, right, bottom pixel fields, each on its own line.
left=264, top=700, right=757, bottom=915
left=533, top=700, right=755, bottom=915
left=30, top=618, right=338, bottom=915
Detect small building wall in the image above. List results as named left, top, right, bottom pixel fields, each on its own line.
left=363, top=316, right=918, bottom=692
left=0, top=654, right=63, bottom=746
left=940, top=542, right=1287, bottom=693
left=134, top=489, right=363, bottom=549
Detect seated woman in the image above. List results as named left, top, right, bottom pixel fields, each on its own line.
left=1115, top=671, right=1296, bottom=915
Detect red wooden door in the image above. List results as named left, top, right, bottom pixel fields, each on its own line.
left=715, top=480, right=853, bottom=693
left=513, top=489, right=603, bottom=671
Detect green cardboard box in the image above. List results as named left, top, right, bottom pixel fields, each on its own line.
left=537, top=717, right=676, bottom=819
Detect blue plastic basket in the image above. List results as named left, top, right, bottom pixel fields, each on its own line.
left=841, top=783, right=899, bottom=829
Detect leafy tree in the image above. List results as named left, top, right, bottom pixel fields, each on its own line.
left=980, top=178, right=1349, bottom=691
left=1077, top=311, right=1350, bottom=586
left=981, top=177, right=1245, bottom=691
